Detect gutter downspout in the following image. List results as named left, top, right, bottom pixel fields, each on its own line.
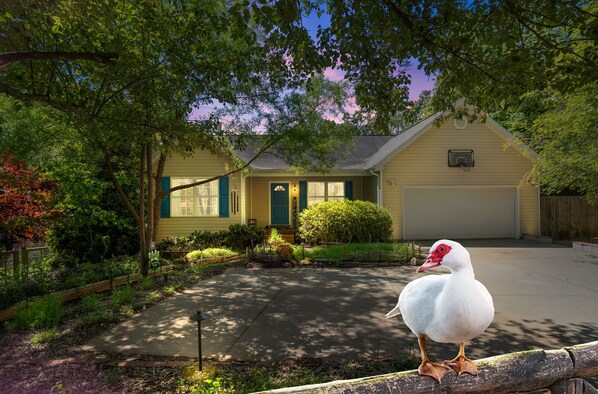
left=369, top=169, right=381, bottom=206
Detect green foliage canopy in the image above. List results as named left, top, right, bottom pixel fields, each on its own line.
left=530, top=83, right=598, bottom=200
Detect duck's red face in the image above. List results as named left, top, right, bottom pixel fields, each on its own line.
left=417, top=243, right=452, bottom=272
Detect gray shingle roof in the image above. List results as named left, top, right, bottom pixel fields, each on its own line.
left=234, top=135, right=393, bottom=171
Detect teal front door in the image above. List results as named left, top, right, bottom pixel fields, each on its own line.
left=270, top=183, right=289, bottom=225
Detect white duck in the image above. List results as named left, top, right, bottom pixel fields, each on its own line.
left=386, top=240, right=494, bottom=383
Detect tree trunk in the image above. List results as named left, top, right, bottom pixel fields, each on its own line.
left=145, top=144, right=154, bottom=250
left=151, top=152, right=167, bottom=244
left=138, top=145, right=149, bottom=276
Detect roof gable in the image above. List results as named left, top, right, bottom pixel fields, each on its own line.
left=365, top=102, right=536, bottom=170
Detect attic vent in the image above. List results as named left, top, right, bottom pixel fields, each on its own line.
left=448, top=149, right=474, bottom=167
left=454, top=116, right=468, bottom=129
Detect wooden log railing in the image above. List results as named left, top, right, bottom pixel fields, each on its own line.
left=265, top=341, right=598, bottom=394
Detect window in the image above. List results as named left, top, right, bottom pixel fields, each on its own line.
left=170, top=178, right=219, bottom=216
left=307, top=181, right=344, bottom=206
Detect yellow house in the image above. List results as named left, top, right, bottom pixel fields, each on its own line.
left=157, top=105, right=539, bottom=241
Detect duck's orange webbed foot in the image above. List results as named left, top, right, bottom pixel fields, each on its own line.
left=444, top=343, right=478, bottom=376
left=418, top=360, right=451, bottom=383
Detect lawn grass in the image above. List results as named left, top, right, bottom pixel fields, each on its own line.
left=293, top=242, right=419, bottom=263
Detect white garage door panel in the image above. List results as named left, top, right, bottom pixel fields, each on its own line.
left=404, top=188, right=517, bottom=239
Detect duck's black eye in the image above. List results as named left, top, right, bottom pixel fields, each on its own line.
left=439, top=247, right=446, bottom=252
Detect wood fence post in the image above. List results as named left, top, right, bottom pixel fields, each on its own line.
left=12, top=250, right=20, bottom=278
left=550, top=196, right=557, bottom=240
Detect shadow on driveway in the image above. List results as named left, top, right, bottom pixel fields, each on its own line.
left=83, top=241, right=598, bottom=365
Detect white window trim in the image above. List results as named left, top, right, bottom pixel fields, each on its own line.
left=307, top=181, right=344, bottom=207
left=170, top=178, right=219, bottom=217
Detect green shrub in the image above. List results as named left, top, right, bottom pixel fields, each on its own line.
left=0, top=275, right=24, bottom=310
left=112, top=284, right=134, bottom=308
left=87, top=234, right=109, bottom=264
left=188, top=230, right=229, bottom=249
left=185, top=248, right=237, bottom=262
left=13, top=294, right=63, bottom=330
left=157, top=225, right=264, bottom=254
left=79, top=294, right=102, bottom=313
left=32, top=328, right=58, bottom=344
left=299, top=200, right=393, bottom=244
left=155, top=235, right=189, bottom=253
left=227, top=224, right=265, bottom=249
left=141, top=276, right=154, bottom=290
left=46, top=217, right=138, bottom=263
left=267, top=228, right=284, bottom=246
left=78, top=294, right=112, bottom=325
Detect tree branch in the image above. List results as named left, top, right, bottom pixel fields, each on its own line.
left=0, top=51, right=118, bottom=69
left=382, top=0, right=510, bottom=86
left=104, top=154, right=141, bottom=225
left=164, top=134, right=286, bottom=196
left=0, top=81, right=86, bottom=115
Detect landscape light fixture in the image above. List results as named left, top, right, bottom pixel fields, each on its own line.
left=190, top=310, right=208, bottom=371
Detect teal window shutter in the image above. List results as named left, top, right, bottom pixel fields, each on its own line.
left=344, top=180, right=353, bottom=200
left=219, top=176, right=229, bottom=217
left=299, top=181, right=307, bottom=212
left=160, top=177, right=170, bottom=218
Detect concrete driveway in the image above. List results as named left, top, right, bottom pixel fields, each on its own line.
left=83, top=239, right=598, bottom=362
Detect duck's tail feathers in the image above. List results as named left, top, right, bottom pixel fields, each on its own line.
left=385, top=305, right=401, bottom=319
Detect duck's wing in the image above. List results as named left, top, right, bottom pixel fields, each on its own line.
left=476, top=280, right=495, bottom=318
left=396, top=275, right=448, bottom=336
left=476, top=281, right=493, bottom=304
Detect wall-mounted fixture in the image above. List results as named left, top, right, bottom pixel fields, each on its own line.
left=454, top=116, right=468, bottom=129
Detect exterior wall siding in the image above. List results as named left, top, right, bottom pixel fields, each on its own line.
left=362, top=175, right=378, bottom=203
left=245, top=175, right=365, bottom=228
left=156, top=150, right=242, bottom=241
left=381, top=119, right=539, bottom=239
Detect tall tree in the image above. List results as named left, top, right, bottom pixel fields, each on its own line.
left=531, top=83, right=598, bottom=201
left=0, top=0, right=354, bottom=273
left=292, top=0, right=598, bottom=198
left=0, top=96, right=140, bottom=259
left=304, top=0, right=598, bottom=114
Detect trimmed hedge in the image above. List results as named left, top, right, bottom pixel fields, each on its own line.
left=298, top=200, right=392, bottom=244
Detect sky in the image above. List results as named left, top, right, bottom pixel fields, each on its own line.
left=301, top=12, right=435, bottom=101
left=190, top=10, right=435, bottom=120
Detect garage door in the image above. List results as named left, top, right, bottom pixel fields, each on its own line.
left=403, top=187, right=517, bottom=239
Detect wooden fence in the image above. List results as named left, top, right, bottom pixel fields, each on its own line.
left=541, top=196, right=598, bottom=241
left=1, top=247, right=51, bottom=276
left=269, top=341, right=598, bottom=394
left=0, top=253, right=246, bottom=322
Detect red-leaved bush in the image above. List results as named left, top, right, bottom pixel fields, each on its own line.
left=0, top=149, right=59, bottom=250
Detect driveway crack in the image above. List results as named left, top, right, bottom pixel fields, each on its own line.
left=224, top=282, right=287, bottom=355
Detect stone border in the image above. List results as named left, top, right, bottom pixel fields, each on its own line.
left=522, top=234, right=554, bottom=244
left=573, top=241, right=598, bottom=255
